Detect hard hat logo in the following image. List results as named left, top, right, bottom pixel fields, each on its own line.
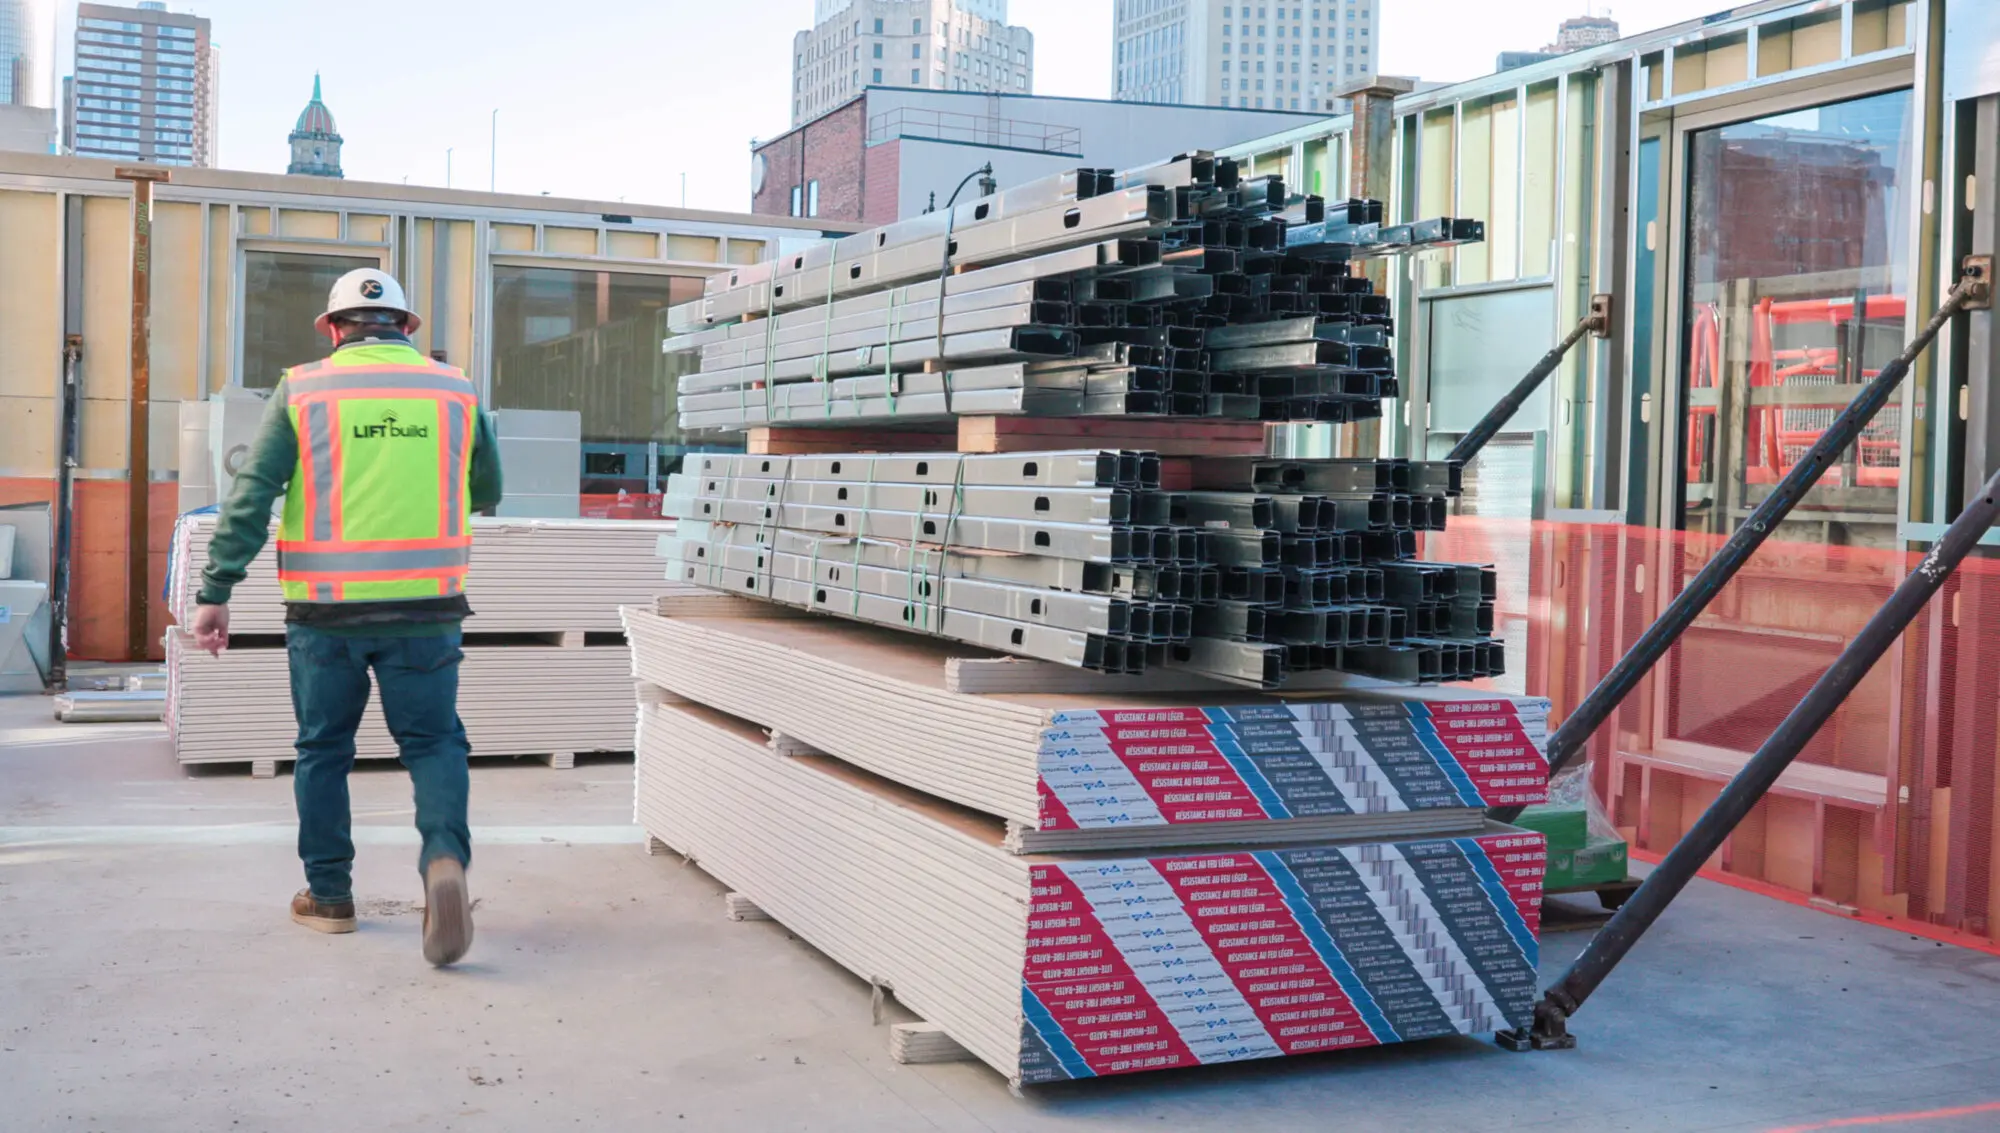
left=316, top=267, right=423, bottom=337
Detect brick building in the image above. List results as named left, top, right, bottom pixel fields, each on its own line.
left=751, top=87, right=1317, bottom=224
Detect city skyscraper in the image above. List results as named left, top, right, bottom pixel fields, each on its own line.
left=0, top=0, right=56, bottom=152
left=1550, top=14, right=1620, bottom=51
left=285, top=73, right=342, bottom=178
left=790, top=0, right=1033, bottom=127
left=0, top=0, right=55, bottom=107
left=1112, top=0, right=1377, bottom=112
left=65, top=0, right=219, bottom=167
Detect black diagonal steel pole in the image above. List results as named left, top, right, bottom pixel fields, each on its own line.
left=1448, top=315, right=1597, bottom=466
left=1502, top=457, right=2000, bottom=1050
left=1492, top=264, right=1991, bottom=825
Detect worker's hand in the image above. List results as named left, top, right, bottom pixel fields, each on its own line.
left=191, top=604, right=230, bottom=657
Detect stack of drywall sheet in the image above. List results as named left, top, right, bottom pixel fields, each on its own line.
left=166, top=631, right=633, bottom=766
left=622, top=607, right=1546, bottom=851
left=636, top=699, right=1544, bottom=1086
left=167, top=514, right=687, bottom=634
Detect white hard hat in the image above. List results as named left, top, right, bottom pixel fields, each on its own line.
left=316, top=268, right=422, bottom=335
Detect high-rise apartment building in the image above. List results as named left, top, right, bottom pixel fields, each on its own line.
left=1113, top=0, right=1377, bottom=113
left=790, top=0, right=1033, bottom=127
left=65, top=1, right=219, bottom=167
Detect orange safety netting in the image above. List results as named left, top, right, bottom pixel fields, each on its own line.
left=578, top=492, right=665, bottom=520
left=1423, top=516, right=2000, bottom=944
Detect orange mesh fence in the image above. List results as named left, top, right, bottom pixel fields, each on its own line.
left=1424, top=516, right=2000, bottom=944
left=578, top=492, right=665, bottom=520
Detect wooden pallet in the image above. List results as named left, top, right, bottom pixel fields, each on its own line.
left=1546, top=874, right=1641, bottom=912
left=746, top=416, right=1273, bottom=457
left=747, top=425, right=955, bottom=455
left=223, top=751, right=620, bottom=778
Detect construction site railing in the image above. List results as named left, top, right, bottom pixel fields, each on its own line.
left=1502, top=452, right=2000, bottom=1049
left=1483, top=255, right=1992, bottom=1048
left=1490, top=256, right=1994, bottom=826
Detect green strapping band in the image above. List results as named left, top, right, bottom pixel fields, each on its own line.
left=806, top=535, right=827, bottom=612
left=881, top=289, right=900, bottom=415
left=931, top=457, right=968, bottom=633
left=817, top=260, right=837, bottom=418
left=851, top=457, right=878, bottom=615
left=848, top=534, right=866, bottom=617
left=756, top=456, right=789, bottom=600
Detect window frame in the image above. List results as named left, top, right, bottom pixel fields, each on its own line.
left=232, top=244, right=390, bottom=390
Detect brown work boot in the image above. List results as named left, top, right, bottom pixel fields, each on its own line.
left=291, top=890, right=357, bottom=934
left=421, top=857, right=473, bottom=966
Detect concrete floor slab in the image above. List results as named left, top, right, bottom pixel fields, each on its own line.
left=4, top=692, right=2000, bottom=1132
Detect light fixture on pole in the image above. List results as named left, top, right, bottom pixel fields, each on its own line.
left=445, top=147, right=453, bottom=189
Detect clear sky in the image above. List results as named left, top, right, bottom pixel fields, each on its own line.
left=55, top=0, right=1729, bottom=210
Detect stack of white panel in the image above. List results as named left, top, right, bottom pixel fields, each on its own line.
left=636, top=697, right=1545, bottom=1087
left=167, top=514, right=685, bottom=634
left=164, top=515, right=694, bottom=769
left=166, top=632, right=634, bottom=766
left=621, top=606, right=1548, bottom=851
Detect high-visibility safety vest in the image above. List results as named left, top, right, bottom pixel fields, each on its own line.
left=275, top=344, right=478, bottom=603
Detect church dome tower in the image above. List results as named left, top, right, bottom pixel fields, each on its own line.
left=287, top=74, right=344, bottom=178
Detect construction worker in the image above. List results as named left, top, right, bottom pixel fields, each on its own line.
left=188, top=267, right=502, bottom=966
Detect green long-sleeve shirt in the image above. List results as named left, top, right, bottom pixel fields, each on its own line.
left=197, top=338, right=504, bottom=634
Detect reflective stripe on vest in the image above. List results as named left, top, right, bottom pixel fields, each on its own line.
left=276, top=352, right=477, bottom=603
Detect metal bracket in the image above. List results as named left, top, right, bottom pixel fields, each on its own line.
left=1494, top=993, right=1578, bottom=1051
left=1586, top=293, right=1615, bottom=338
left=1963, top=255, right=1994, bottom=310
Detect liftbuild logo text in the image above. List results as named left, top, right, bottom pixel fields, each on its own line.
left=351, top=411, right=429, bottom=440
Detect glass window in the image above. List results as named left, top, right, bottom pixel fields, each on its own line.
left=240, top=252, right=382, bottom=390
left=1678, top=88, right=1914, bottom=547
left=490, top=267, right=708, bottom=490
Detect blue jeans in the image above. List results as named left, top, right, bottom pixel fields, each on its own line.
left=286, top=624, right=472, bottom=903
